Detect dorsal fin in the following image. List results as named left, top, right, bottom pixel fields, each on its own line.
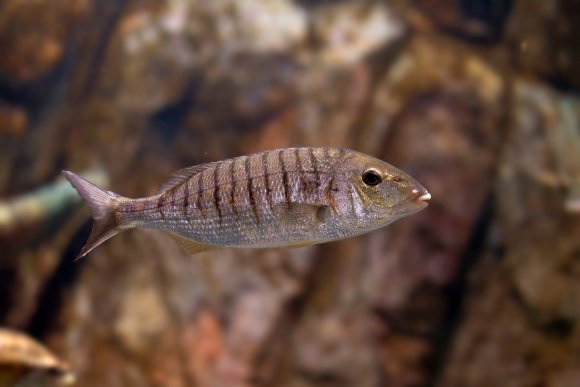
left=157, top=162, right=218, bottom=193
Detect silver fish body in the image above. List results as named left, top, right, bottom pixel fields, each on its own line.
left=64, top=148, right=430, bottom=258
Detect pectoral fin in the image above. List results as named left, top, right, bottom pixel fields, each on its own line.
left=275, top=203, right=331, bottom=225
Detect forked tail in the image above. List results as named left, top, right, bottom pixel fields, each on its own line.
left=63, top=170, right=125, bottom=259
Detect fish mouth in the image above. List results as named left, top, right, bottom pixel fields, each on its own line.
left=393, top=189, right=431, bottom=214
left=376, top=188, right=431, bottom=222
left=409, top=188, right=431, bottom=207
left=413, top=192, right=431, bottom=207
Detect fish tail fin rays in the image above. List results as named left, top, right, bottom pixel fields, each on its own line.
left=63, top=170, right=125, bottom=259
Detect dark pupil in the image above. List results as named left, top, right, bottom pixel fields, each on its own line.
left=363, top=171, right=382, bottom=186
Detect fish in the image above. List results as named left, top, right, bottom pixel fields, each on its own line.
left=63, top=147, right=430, bottom=259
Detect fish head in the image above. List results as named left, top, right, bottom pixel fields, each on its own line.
left=341, top=150, right=430, bottom=226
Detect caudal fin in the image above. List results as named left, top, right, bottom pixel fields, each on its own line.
left=63, top=170, right=123, bottom=259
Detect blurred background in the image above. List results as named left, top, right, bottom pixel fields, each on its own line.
left=0, top=0, right=579, bottom=386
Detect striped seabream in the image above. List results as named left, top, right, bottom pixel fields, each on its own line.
left=63, top=147, right=430, bottom=258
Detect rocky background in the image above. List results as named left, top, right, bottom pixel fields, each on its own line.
left=0, top=0, right=579, bottom=386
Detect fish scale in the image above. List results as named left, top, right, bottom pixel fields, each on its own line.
left=146, top=148, right=338, bottom=246
left=63, top=147, right=431, bottom=258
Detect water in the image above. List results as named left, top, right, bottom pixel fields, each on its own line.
left=0, top=1, right=579, bottom=386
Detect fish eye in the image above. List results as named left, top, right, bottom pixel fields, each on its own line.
left=362, top=169, right=383, bottom=186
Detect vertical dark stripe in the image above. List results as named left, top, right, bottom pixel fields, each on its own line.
left=245, top=156, right=260, bottom=223
left=184, top=180, right=197, bottom=230
left=261, top=152, right=273, bottom=211
left=213, top=164, right=223, bottom=224
left=183, top=179, right=190, bottom=216
left=158, top=183, right=180, bottom=220
left=278, top=149, right=291, bottom=204
left=157, top=184, right=179, bottom=220
left=194, top=173, right=204, bottom=219
left=308, top=148, right=321, bottom=202
left=229, top=159, right=239, bottom=218
left=347, top=183, right=356, bottom=216
left=218, top=161, right=231, bottom=215
left=325, top=176, right=336, bottom=210
left=294, top=148, right=305, bottom=197
left=308, top=148, right=320, bottom=186
left=157, top=194, right=166, bottom=220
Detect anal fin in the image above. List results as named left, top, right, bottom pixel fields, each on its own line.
left=285, top=240, right=316, bottom=249
left=169, top=234, right=215, bottom=255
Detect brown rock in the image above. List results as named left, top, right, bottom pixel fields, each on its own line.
left=439, top=78, right=580, bottom=387
left=306, top=1, right=406, bottom=67
left=505, top=0, right=580, bottom=88
left=0, top=0, right=90, bottom=82
left=0, top=104, right=27, bottom=137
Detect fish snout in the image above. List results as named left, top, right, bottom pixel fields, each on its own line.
left=410, top=186, right=431, bottom=208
